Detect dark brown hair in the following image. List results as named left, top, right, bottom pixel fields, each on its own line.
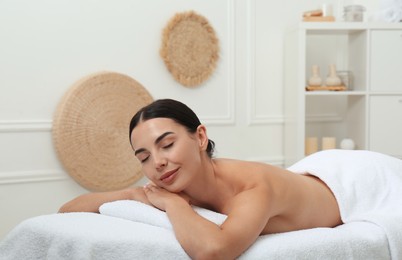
left=129, top=99, right=215, bottom=157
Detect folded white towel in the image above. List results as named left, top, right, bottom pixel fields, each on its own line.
left=288, top=149, right=402, bottom=259
left=99, top=200, right=227, bottom=230
left=377, top=0, right=402, bottom=22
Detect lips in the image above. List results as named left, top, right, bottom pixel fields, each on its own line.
left=160, top=168, right=179, bottom=184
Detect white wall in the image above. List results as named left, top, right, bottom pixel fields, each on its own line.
left=0, top=0, right=380, bottom=239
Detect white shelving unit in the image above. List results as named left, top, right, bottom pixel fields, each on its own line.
left=284, top=22, right=402, bottom=167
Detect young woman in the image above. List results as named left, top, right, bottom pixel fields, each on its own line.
left=59, top=99, right=342, bottom=259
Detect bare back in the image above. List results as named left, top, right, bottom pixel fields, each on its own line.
left=208, top=159, right=342, bottom=235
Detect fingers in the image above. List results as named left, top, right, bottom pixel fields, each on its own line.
left=143, top=185, right=151, bottom=194
left=143, top=182, right=157, bottom=192
left=144, top=182, right=157, bottom=188
left=143, top=183, right=161, bottom=197
left=142, top=184, right=167, bottom=211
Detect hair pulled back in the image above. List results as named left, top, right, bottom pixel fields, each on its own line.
left=129, top=99, right=215, bottom=158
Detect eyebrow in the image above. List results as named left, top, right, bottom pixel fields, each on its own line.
left=134, top=131, right=174, bottom=156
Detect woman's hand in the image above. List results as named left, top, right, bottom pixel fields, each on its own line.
left=143, top=183, right=189, bottom=211
left=128, top=187, right=153, bottom=206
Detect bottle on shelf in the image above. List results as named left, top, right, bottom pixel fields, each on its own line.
left=308, top=65, right=322, bottom=86
left=325, top=64, right=341, bottom=86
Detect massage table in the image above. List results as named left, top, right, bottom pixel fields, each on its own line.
left=1, top=150, right=401, bottom=259
left=0, top=201, right=392, bottom=259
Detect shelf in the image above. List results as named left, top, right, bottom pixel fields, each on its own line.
left=300, top=22, right=402, bottom=30
left=300, top=22, right=402, bottom=36
left=368, top=92, right=402, bottom=96
left=305, top=91, right=366, bottom=96
left=284, top=23, right=402, bottom=166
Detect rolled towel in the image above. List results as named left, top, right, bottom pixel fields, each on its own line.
left=99, top=200, right=227, bottom=230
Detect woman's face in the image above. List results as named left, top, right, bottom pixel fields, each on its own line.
left=130, top=118, right=207, bottom=193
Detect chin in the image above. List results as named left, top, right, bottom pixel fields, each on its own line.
left=165, top=185, right=183, bottom=194
left=162, top=180, right=186, bottom=193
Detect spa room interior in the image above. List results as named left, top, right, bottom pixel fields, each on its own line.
left=1, top=0, right=402, bottom=259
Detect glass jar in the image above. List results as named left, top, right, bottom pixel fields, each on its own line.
left=344, top=5, right=366, bottom=22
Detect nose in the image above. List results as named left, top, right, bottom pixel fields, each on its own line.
left=153, top=153, right=167, bottom=171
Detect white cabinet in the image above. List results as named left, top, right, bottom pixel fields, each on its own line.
left=369, top=96, right=402, bottom=156
left=370, top=30, right=402, bottom=92
left=284, top=23, right=402, bottom=167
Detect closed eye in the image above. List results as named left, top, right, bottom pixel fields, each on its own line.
left=140, top=156, right=149, bottom=163
left=163, top=142, right=174, bottom=149
left=135, top=151, right=150, bottom=163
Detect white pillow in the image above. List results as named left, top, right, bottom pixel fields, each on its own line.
left=99, top=200, right=227, bottom=230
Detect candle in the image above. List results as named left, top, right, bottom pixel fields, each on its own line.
left=305, top=137, right=318, bottom=155
left=322, top=137, right=336, bottom=150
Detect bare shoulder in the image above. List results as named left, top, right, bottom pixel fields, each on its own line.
left=212, top=158, right=342, bottom=234
left=213, top=158, right=312, bottom=215
left=212, top=158, right=292, bottom=212
left=213, top=158, right=297, bottom=184
left=213, top=157, right=284, bottom=173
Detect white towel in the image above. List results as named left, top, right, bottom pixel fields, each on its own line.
left=376, top=0, right=402, bottom=22
left=0, top=213, right=190, bottom=260
left=0, top=212, right=390, bottom=260
left=99, top=200, right=227, bottom=230
left=288, top=149, right=402, bottom=259
left=241, top=222, right=389, bottom=259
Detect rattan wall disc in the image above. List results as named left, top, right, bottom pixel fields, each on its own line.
left=53, top=72, right=153, bottom=191
left=160, top=11, right=219, bottom=87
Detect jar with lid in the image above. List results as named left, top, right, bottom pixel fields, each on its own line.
left=344, top=5, right=366, bottom=22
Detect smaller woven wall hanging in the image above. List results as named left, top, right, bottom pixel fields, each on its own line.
left=53, top=72, right=153, bottom=191
left=160, top=11, right=220, bottom=87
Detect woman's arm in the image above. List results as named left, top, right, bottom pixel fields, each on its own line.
left=58, top=187, right=151, bottom=213
left=144, top=185, right=272, bottom=259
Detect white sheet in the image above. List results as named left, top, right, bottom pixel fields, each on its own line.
left=0, top=212, right=390, bottom=259
left=0, top=213, right=188, bottom=260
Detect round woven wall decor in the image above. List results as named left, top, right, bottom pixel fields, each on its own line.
left=160, top=11, right=220, bottom=87
left=53, top=72, right=153, bottom=191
